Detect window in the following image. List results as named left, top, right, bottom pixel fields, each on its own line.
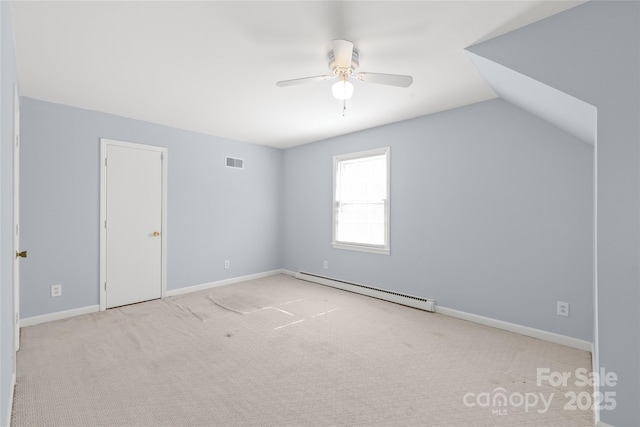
left=333, top=147, right=390, bottom=254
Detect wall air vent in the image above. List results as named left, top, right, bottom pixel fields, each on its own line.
left=226, top=157, right=244, bottom=169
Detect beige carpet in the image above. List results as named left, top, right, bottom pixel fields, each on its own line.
left=12, top=274, right=593, bottom=426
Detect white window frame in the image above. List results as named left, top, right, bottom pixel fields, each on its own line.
left=332, top=147, right=390, bottom=255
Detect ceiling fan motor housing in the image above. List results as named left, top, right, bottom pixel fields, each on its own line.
left=328, top=49, right=359, bottom=76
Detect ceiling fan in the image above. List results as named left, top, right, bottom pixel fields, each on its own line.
left=276, top=39, right=413, bottom=104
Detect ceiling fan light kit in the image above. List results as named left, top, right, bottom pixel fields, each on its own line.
left=332, top=78, right=354, bottom=100
left=277, top=39, right=413, bottom=107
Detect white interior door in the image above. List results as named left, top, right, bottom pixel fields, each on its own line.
left=13, top=85, right=21, bottom=352
left=102, top=140, right=166, bottom=309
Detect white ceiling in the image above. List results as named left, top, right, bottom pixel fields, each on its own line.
left=10, top=1, right=583, bottom=149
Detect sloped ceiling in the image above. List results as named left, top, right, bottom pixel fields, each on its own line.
left=465, top=51, right=596, bottom=145
left=11, top=1, right=584, bottom=148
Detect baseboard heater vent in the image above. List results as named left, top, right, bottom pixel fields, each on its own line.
left=296, top=272, right=435, bottom=312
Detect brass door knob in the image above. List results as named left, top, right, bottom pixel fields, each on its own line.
left=153, top=231, right=160, bottom=237
left=16, top=250, right=27, bottom=258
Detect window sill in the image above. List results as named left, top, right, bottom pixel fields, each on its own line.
left=332, top=242, right=390, bottom=255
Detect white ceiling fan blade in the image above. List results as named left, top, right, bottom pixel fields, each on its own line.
left=332, top=39, right=354, bottom=69
left=356, top=72, right=413, bottom=88
left=276, top=75, right=334, bottom=87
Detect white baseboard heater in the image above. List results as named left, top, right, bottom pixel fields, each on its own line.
left=296, top=272, right=435, bottom=312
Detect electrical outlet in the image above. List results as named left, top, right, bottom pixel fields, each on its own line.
left=51, top=284, right=62, bottom=298
left=557, top=301, right=569, bottom=317
left=224, top=260, right=230, bottom=269
left=323, top=260, right=328, bottom=269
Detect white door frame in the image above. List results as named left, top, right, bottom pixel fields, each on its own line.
left=99, top=138, right=167, bottom=311
left=13, top=85, right=20, bottom=353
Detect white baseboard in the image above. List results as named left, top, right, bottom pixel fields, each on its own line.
left=19, top=272, right=592, bottom=355
left=20, top=305, right=100, bottom=327
left=166, top=269, right=285, bottom=297
left=7, top=372, right=15, bottom=427
left=20, top=270, right=286, bottom=327
left=291, top=272, right=589, bottom=352
left=592, top=348, right=601, bottom=425
left=436, top=305, right=593, bottom=352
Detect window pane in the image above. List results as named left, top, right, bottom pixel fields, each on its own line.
left=338, top=155, right=386, bottom=203
left=337, top=202, right=385, bottom=245
left=334, top=148, right=389, bottom=252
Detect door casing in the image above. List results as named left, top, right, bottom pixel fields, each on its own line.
left=13, top=85, right=20, bottom=353
left=99, top=138, right=167, bottom=311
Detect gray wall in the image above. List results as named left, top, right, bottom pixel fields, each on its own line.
left=0, top=1, right=18, bottom=424
left=19, top=97, right=282, bottom=318
left=282, top=98, right=594, bottom=341
left=468, top=2, right=640, bottom=424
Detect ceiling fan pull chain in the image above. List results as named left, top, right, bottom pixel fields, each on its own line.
left=342, top=99, right=347, bottom=117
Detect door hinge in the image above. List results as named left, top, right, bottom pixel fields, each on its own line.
left=15, top=312, right=19, bottom=325
left=104, top=282, right=107, bottom=291
left=15, top=224, right=19, bottom=236
left=104, top=220, right=107, bottom=229
left=105, top=157, right=107, bottom=167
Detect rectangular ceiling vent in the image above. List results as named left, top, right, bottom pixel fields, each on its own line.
left=226, top=157, right=244, bottom=169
